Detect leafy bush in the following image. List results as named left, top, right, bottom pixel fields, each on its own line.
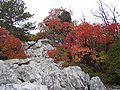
left=0, top=27, right=27, bottom=60
left=46, top=18, right=120, bottom=72
left=106, top=39, right=120, bottom=85
left=48, top=45, right=70, bottom=62
left=46, top=18, right=74, bottom=46
left=28, top=32, right=47, bottom=41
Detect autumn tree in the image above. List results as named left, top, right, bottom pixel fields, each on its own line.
left=38, top=8, right=72, bottom=32
left=91, top=0, right=120, bottom=53
left=0, top=27, right=27, bottom=60
left=0, top=0, right=35, bottom=41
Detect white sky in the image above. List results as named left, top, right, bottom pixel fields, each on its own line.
left=23, top=0, right=120, bottom=33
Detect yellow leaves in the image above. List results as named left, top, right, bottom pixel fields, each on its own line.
left=99, top=51, right=108, bottom=60
left=91, top=52, right=97, bottom=61
left=68, top=46, right=93, bottom=63
left=74, top=55, right=78, bottom=59
left=73, top=55, right=82, bottom=62
left=90, top=51, right=108, bottom=65
left=72, top=47, right=93, bottom=63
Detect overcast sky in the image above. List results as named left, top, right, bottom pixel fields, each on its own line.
left=23, top=0, right=120, bottom=33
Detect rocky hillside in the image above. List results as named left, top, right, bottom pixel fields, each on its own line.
left=0, top=39, right=107, bottom=90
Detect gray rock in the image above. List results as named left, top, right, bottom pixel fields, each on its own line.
left=89, top=76, right=106, bottom=90
left=0, top=60, right=21, bottom=84
left=0, top=39, right=106, bottom=90
left=26, top=39, right=54, bottom=59
left=0, top=82, right=48, bottom=90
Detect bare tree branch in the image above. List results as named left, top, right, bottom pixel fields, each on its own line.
left=92, top=0, right=120, bottom=24
left=80, top=13, right=86, bottom=23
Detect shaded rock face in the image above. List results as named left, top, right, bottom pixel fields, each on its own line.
left=0, top=39, right=106, bottom=90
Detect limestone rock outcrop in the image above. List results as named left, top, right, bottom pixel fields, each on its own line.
left=0, top=39, right=106, bottom=90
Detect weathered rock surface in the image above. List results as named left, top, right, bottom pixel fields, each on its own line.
left=107, top=85, right=120, bottom=90
left=0, top=39, right=106, bottom=90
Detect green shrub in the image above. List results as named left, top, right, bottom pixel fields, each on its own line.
left=106, top=40, right=120, bottom=85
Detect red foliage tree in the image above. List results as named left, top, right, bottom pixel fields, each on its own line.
left=0, top=27, right=27, bottom=60
left=64, top=22, right=120, bottom=52
left=45, top=18, right=75, bottom=46
left=38, top=8, right=65, bottom=32
left=47, top=18, right=62, bottom=30
left=47, top=18, right=120, bottom=72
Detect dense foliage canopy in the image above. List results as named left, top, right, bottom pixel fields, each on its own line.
left=0, top=27, right=27, bottom=60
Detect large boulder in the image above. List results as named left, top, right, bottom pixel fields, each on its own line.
left=0, top=39, right=106, bottom=90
